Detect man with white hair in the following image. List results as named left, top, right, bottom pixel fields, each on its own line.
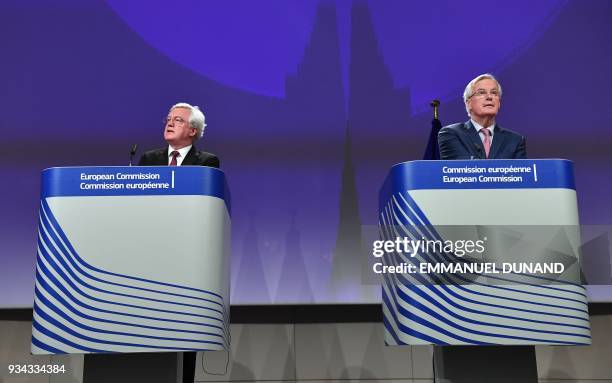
left=139, top=102, right=219, bottom=167
left=438, top=74, right=526, bottom=160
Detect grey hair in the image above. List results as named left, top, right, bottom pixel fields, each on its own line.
left=463, top=73, right=502, bottom=116
left=171, top=102, right=207, bottom=140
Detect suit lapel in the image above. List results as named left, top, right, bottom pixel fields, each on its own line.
left=181, top=146, right=198, bottom=166
left=159, top=148, right=170, bottom=165
left=489, top=125, right=507, bottom=159
left=463, top=121, right=486, bottom=158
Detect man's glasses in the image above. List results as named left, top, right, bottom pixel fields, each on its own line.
left=470, top=89, right=500, bottom=99
left=164, top=116, right=187, bottom=125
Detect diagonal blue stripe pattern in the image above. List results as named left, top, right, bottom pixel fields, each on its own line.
left=380, top=187, right=591, bottom=345
left=32, top=198, right=230, bottom=353
left=41, top=199, right=225, bottom=302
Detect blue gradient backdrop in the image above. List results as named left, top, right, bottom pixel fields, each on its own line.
left=1, top=0, right=611, bottom=306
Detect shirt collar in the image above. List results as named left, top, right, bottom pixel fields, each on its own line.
left=471, top=119, right=495, bottom=137
left=168, top=144, right=192, bottom=161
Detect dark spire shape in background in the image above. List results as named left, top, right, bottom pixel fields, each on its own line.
left=331, top=124, right=363, bottom=298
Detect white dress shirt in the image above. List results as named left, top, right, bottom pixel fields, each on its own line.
left=471, top=119, right=495, bottom=144
left=167, top=145, right=192, bottom=166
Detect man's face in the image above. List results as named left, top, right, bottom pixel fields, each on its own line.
left=466, top=78, right=501, bottom=121
left=164, top=107, right=196, bottom=149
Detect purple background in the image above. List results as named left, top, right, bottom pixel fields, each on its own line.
left=1, top=0, right=611, bottom=307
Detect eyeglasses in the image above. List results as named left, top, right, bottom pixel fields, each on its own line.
left=164, top=116, right=187, bottom=125
left=470, top=88, right=500, bottom=99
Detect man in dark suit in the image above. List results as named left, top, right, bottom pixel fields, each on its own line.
left=139, top=102, right=219, bottom=168
left=438, top=73, right=526, bottom=160
left=139, top=102, right=218, bottom=383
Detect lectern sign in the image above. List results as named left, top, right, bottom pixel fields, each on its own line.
left=41, top=166, right=229, bottom=202
left=381, top=159, right=575, bottom=194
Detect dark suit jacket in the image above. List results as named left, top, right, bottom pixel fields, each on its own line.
left=438, top=121, right=527, bottom=160
left=138, top=146, right=220, bottom=168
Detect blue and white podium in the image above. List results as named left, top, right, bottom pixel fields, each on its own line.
left=379, top=159, right=591, bottom=382
left=31, top=166, right=230, bottom=357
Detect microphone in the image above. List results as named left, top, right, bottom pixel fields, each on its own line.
left=129, top=144, right=138, bottom=166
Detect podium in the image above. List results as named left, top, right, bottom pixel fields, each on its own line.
left=30, top=166, right=230, bottom=382
left=379, top=159, right=590, bottom=382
